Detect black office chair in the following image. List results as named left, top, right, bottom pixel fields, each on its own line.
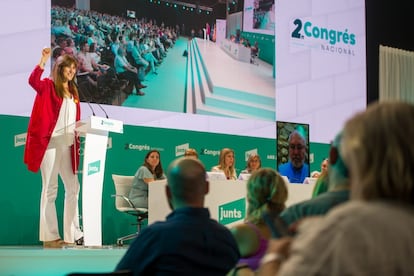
left=111, top=174, right=148, bottom=246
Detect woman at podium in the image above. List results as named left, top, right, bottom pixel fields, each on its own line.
left=25, top=47, right=83, bottom=248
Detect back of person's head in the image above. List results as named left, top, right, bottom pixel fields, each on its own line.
left=166, top=158, right=208, bottom=208
left=327, top=132, right=349, bottom=191
left=184, top=148, right=198, bottom=159
left=246, top=168, right=288, bottom=224
left=341, top=101, right=414, bottom=204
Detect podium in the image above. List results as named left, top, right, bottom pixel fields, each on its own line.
left=203, top=28, right=207, bottom=40
left=75, top=116, right=123, bottom=246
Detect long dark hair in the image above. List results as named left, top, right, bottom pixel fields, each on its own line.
left=143, top=150, right=164, bottom=179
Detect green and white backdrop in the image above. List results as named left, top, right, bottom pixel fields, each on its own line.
left=0, top=0, right=366, bottom=246
left=1, top=114, right=329, bottom=245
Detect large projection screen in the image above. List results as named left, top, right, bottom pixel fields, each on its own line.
left=0, top=0, right=366, bottom=143
left=275, top=0, right=367, bottom=143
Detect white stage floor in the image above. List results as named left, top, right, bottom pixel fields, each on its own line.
left=195, top=38, right=275, bottom=98
left=188, top=38, right=275, bottom=121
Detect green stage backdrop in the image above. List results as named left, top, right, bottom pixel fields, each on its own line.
left=0, top=115, right=329, bottom=245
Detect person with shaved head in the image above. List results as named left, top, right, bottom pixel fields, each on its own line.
left=115, top=158, right=240, bottom=275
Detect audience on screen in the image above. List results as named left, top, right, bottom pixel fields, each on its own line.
left=211, top=148, right=237, bottom=180
left=278, top=130, right=309, bottom=183
left=77, top=41, right=104, bottom=81
left=115, top=157, right=240, bottom=275
left=114, top=46, right=147, bottom=96
left=229, top=168, right=288, bottom=275
left=126, top=33, right=149, bottom=74
left=138, top=37, right=161, bottom=75
left=258, top=101, right=414, bottom=276
left=50, top=5, right=178, bottom=104
left=129, top=150, right=166, bottom=209
left=88, top=42, right=102, bottom=65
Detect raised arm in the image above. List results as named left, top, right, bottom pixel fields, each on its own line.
left=28, top=47, right=51, bottom=92
left=39, top=47, right=51, bottom=69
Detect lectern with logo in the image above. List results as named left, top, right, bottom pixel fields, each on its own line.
left=75, top=116, right=123, bottom=246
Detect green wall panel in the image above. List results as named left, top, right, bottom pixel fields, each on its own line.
left=0, top=115, right=328, bottom=245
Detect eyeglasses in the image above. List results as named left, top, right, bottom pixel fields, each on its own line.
left=289, top=144, right=305, bottom=150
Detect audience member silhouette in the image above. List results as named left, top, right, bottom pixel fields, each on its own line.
left=184, top=148, right=198, bottom=159
left=258, top=101, right=414, bottom=276
left=116, top=158, right=240, bottom=275
left=229, top=168, right=288, bottom=274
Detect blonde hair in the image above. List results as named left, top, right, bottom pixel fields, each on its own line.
left=217, top=148, right=236, bottom=178
left=246, top=168, right=288, bottom=224
left=245, top=153, right=262, bottom=173
left=341, top=101, right=414, bottom=203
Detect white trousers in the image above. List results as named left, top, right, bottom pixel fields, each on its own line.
left=39, top=140, right=83, bottom=243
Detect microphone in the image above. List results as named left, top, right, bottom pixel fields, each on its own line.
left=74, top=78, right=96, bottom=117
left=95, top=103, right=109, bottom=119
left=86, top=101, right=96, bottom=116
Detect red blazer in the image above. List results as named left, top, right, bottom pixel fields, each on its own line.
left=25, top=65, right=80, bottom=173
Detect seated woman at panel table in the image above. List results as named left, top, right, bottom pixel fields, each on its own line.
left=229, top=168, right=288, bottom=275
left=211, top=148, right=237, bottom=180
left=239, top=153, right=262, bottom=180
left=129, top=150, right=166, bottom=208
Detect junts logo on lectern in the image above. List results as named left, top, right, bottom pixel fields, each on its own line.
left=88, top=160, right=101, bottom=176
left=218, top=198, right=245, bottom=225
